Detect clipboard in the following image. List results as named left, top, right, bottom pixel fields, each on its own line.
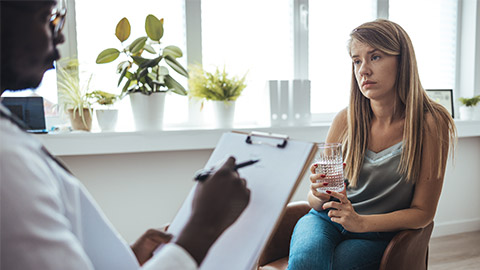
left=164, top=131, right=316, bottom=270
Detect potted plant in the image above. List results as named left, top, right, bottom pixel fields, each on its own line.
left=188, top=65, right=247, bottom=128
left=87, top=90, right=119, bottom=131
left=57, top=59, right=93, bottom=131
left=459, top=95, right=480, bottom=120
left=96, top=14, right=188, bottom=130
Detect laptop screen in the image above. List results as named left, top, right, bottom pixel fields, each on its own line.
left=1, top=96, right=48, bottom=133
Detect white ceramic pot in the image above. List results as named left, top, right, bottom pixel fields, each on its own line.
left=96, top=109, right=118, bottom=131
left=129, top=92, right=166, bottom=131
left=212, top=100, right=235, bottom=129
left=459, top=106, right=475, bottom=120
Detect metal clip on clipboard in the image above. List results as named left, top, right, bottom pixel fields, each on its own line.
left=245, top=131, right=289, bottom=148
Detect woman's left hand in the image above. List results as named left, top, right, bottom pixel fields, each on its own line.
left=322, top=190, right=366, bottom=233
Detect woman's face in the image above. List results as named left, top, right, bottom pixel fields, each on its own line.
left=350, top=40, right=398, bottom=102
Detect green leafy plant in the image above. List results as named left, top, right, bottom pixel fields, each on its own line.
left=96, top=15, right=188, bottom=96
left=87, top=90, right=119, bottom=106
left=188, top=65, right=247, bottom=103
left=459, top=95, right=480, bottom=107
left=56, top=58, right=93, bottom=126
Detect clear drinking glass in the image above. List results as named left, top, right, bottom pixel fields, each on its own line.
left=314, top=143, right=344, bottom=192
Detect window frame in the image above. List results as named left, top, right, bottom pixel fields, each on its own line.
left=56, top=0, right=475, bottom=128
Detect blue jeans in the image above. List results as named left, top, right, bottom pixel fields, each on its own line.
left=287, top=209, right=397, bottom=270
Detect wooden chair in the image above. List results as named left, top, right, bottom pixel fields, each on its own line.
left=257, top=201, right=434, bottom=270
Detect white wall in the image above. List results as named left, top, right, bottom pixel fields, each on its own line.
left=61, top=149, right=212, bottom=244
left=59, top=136, right=480, bottom=243
left=432, top=137, right=480, bottom=237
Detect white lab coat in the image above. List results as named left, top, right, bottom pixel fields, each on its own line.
left=0, top=105, right=196, bottom=270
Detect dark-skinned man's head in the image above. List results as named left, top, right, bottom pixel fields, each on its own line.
left=1, top=0, right=64, bottom=94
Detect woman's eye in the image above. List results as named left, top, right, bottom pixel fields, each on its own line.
left=372, top=55, right=380, bottom=61
left=353, top=60, right=361, bottom=65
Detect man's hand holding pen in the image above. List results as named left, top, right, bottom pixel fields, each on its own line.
left=194, top=158, right=260, bottom=181
left=175, top=156, right=251, bottom=265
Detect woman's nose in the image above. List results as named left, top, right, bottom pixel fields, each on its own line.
left=358, top=61, right=371, bottom=77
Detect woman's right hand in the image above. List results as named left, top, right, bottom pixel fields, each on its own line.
left=309, top=163, right=332, bottom=200
left=308, top=163, right=348, bottom=211
left=307, top=163, right=331, bottom=210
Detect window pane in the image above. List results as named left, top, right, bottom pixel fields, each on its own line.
left=389, top=0, right=457, bottom=90
left=201, top=0, right=293, bottom=125
left=75, top=0, right=187, bottom=129
left=309, top=0, right=376, bottom=114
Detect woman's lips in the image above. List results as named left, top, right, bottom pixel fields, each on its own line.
left=362, top=80, right=376, bottom=87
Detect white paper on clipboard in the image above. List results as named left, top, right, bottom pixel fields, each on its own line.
left=159, top=131, right=316, bottom=270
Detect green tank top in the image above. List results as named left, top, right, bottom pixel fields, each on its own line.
left=347, top=142, right=415, bottom=215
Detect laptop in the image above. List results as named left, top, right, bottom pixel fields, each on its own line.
left=1, top=96, right=49, bottom=134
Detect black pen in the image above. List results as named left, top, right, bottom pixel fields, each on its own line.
left=194, top=159, right=260, bottom=181
left=234, top=159, right=260, bottom=170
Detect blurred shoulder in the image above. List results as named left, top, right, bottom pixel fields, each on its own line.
left=0, top=117, right=40, bottom=154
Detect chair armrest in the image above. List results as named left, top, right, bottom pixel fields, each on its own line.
left=379, top=221, right=434, bottom=270
left=257, top=201, right=311, bottom=267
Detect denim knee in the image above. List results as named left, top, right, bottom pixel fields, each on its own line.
left=287, top=210, right=342, bottom=270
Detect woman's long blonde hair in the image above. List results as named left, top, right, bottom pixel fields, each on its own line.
left=343, top=19, right=456, bottom=187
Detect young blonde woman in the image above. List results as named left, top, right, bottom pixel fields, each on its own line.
left=287, top=19, right=456, bottom=270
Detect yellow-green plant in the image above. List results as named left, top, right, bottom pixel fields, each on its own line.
left=87, top=90, right=119, bottom=106
left=56, top=58, right=92, bottom=126
left=188, top=65, right=247, bottom=103
left=459, top=95, right=480, bottom=107
left=96, top=15, right=188, bottom=96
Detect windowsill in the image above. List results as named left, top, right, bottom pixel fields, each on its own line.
left=36, top=120, right=480, bottom=156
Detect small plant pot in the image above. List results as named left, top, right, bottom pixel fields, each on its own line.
left=96, top=109, right=118, bottom=131
left=459, top=106, right=475, bottom=120
left=68, top=108, right=92, bottom=131
left=129, top=92, right=166, bottom=131
left=212, top=100, right=235, bottom=129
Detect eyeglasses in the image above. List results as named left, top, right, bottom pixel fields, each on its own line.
left=50, top=0, right=67, bottom=40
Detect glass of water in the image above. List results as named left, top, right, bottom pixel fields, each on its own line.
left=314, top=143, right=344, bottom=193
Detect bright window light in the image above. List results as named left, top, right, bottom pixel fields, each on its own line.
left=309, top=0, right=376, bottom=114
left=200, top=0, right=293, bottom=126
left=389, top=0, right=457, bottom=90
